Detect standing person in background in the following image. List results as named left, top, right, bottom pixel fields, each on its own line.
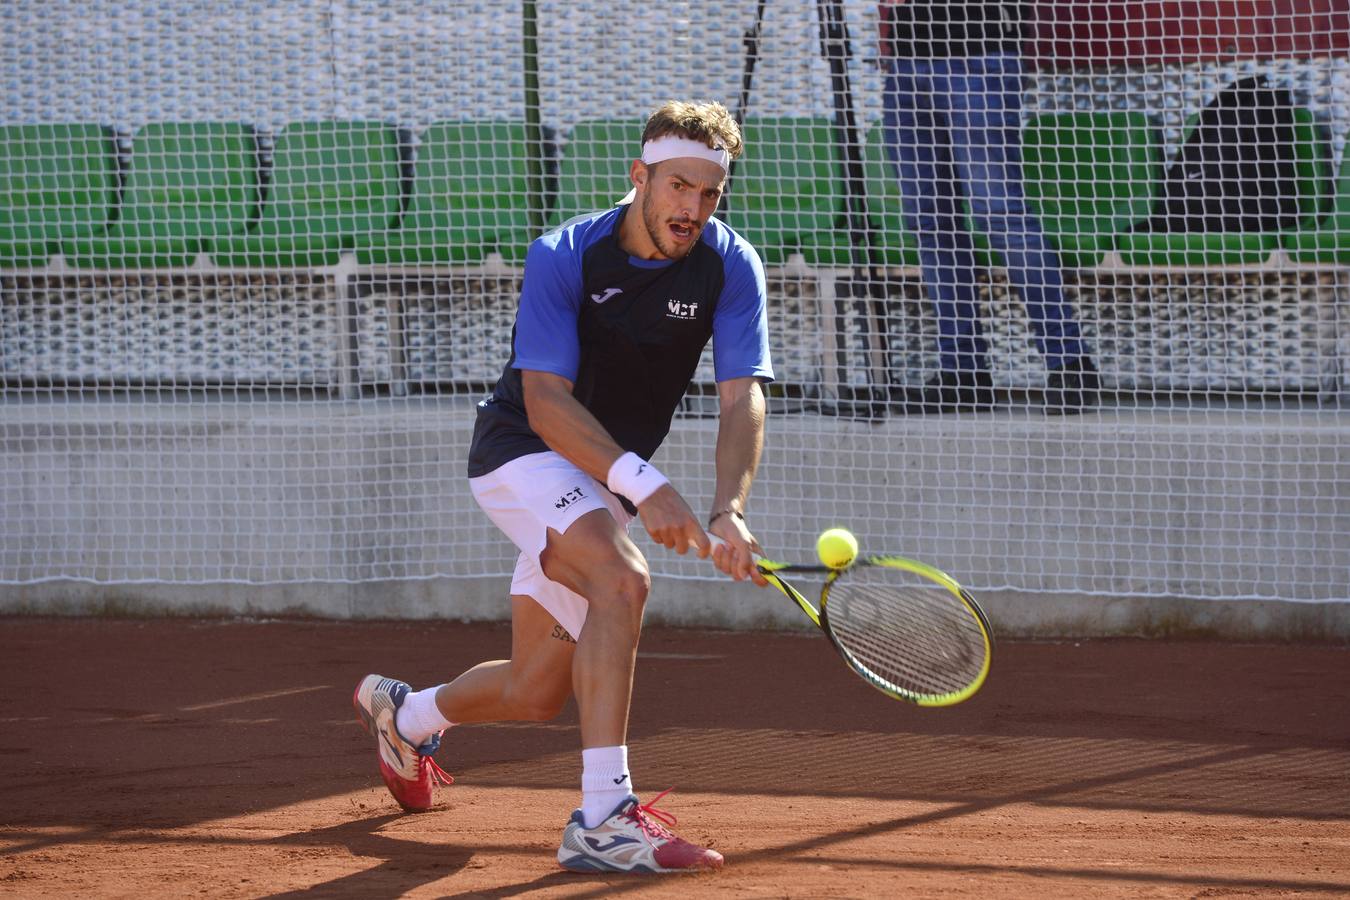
left=878, top=0, right=1100, bottom=413
left=353, top=100, right=773, bottom=874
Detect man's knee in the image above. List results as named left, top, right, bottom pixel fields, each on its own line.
left=607, top=565, right=651, bottom=606
left=573, top=565, right=650, bottom=629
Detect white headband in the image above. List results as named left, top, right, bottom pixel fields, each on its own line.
left=640, top=135, right=731, bottom=172
left=618, top=136, right=731, bottom=205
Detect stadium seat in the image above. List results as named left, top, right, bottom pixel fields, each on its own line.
left=551, top=118, right=849, bottom=266
left=1282, top=142, right=1350, bottom=264
left=724, top=117, right=849, bottom=266
left=1021, top=110, right=1161, bottom=269
left=0, top=124, right=120, bottom=269
left=357, top=121, right=531, bottom=266
left=62, top=122, right=257, bottom=269
left=211, top=121, right=402, bottom=268
left=550, top=120, right=643, bottom=227
left=1114, top=107, right=1329, bottom=267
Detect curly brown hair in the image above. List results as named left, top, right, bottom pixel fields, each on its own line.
left=640, top=100, right=744, bottom=161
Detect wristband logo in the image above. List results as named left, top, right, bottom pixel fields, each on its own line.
left=636, top=464, right=647, bottom=476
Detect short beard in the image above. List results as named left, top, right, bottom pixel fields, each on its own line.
left=641, top=188, right=699, bottom=260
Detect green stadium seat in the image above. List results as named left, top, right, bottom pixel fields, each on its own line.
left=724, top=117, right=848, bottom=266
left=0, top=124, right=119, bottom=269
left=357, top=121, right=531, bottom=266
left=1021, top=110, right=1161, bottom=269
left=1282, top=143, right=1350, bottom=264
left=211, top=121, right=402, bottom=268
left=551, top=119, right=850, bottom=266
left=550, top=120, right=643, bottom=227
left=1114, top=107, right=1329, bottom=267
left=62, top=122, right=257, bottom=269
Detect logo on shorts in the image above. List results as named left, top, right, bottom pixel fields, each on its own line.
left=555, top=486, right=587, bottom=510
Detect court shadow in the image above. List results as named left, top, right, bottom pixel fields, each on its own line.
left=450, top=870, right=617, bottom=898
left=260, top=813, right=474, bottom=899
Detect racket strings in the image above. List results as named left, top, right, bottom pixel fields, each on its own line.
left=824, top=573, right=988, bottom=699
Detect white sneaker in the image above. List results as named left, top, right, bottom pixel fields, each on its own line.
left=557, top=790, right=723, bottom=873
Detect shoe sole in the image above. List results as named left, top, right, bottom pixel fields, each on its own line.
left=558, top=855, right=719, bottom=875
left=560, top=856, right=658, bottom=874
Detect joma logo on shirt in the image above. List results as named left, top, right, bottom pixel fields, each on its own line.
left=555, top=487, right=586, bottom=509
left=666, top=299, right=699, bottom=319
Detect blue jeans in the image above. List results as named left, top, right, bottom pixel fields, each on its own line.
left=882, top=51, right=1084, bottom=373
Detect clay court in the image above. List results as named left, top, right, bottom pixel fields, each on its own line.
left=1, top=616, right=1347, bottom=898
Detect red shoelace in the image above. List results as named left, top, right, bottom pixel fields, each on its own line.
left=418, top=754, right=454, bottom=786
left=625, top=787, right=679, bottom=843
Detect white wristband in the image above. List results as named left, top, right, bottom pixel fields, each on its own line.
left=606, top=452, right=669, bottom=506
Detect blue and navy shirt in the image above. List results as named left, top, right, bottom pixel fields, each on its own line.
left=468, top=202, right=773, bottom=479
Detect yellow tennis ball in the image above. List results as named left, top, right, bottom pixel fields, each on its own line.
left=816, top=527, right=858, bottom=569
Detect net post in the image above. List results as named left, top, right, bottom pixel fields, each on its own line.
left=522, top=0, right=546, bottom=236
left=333, top=252, right=361, bottom=400
left=816, top=0, right=889, bottom=420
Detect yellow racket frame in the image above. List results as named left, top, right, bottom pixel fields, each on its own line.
left=758, top=554, right=993, bottom=707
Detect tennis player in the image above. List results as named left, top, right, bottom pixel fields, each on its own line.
left=355, top=100, right=773, bottom=874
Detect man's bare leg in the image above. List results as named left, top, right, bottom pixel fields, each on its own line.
left=428, top=594, right=577, bottom=726
left=413, top=508, right=644, bottom=744
left=534, top=509, right=649, bottom=750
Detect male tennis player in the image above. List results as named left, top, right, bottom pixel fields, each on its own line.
left=355, top=100, right=772, bottom=874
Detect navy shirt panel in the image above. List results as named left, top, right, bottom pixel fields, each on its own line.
left=468, top=204, right=771, bottom=480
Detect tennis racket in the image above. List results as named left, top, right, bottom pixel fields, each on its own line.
left=712, top=537, right=993, bottom=706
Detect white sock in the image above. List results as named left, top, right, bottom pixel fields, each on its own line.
left=394, top=686, right=454, bottom=748
left=580, top=745, right=633, bottom=829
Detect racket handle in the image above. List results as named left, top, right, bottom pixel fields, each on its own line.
left=705, top=531, right=760, bottom=562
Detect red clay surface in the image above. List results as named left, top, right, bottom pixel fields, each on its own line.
left=1, top=617, right=1348, bottom=898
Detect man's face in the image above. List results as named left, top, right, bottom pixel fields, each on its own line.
left=632, top=158, right=726, bottom=260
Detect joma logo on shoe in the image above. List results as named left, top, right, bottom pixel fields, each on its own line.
left=584, top=835, right=641, bottom=853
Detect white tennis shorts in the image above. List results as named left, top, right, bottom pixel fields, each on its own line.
left=469, top=450, right=633, bottom=640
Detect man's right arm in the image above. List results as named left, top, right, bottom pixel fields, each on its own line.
left=522, top=370, right=708, bottom=556
left=521, top=370, right=626, bottom=485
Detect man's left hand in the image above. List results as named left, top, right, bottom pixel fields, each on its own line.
left=709, top=514, right=768, bottom=586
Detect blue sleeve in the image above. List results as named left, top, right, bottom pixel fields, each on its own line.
left=712, top=238, right=775, bottom=383
left=512, top=234, right=582, bottom=381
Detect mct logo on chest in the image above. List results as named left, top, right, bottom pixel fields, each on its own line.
left=666, top=299, right=700, bottom=320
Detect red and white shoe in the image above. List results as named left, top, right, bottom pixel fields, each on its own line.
left=352, top=674, right=452, bottom=812
left=557, top=790, right=724, bottom=873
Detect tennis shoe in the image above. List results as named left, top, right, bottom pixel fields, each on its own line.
left=557, top=789, right=723, bottom=874
left=352, top=674, right=453, bottom=812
